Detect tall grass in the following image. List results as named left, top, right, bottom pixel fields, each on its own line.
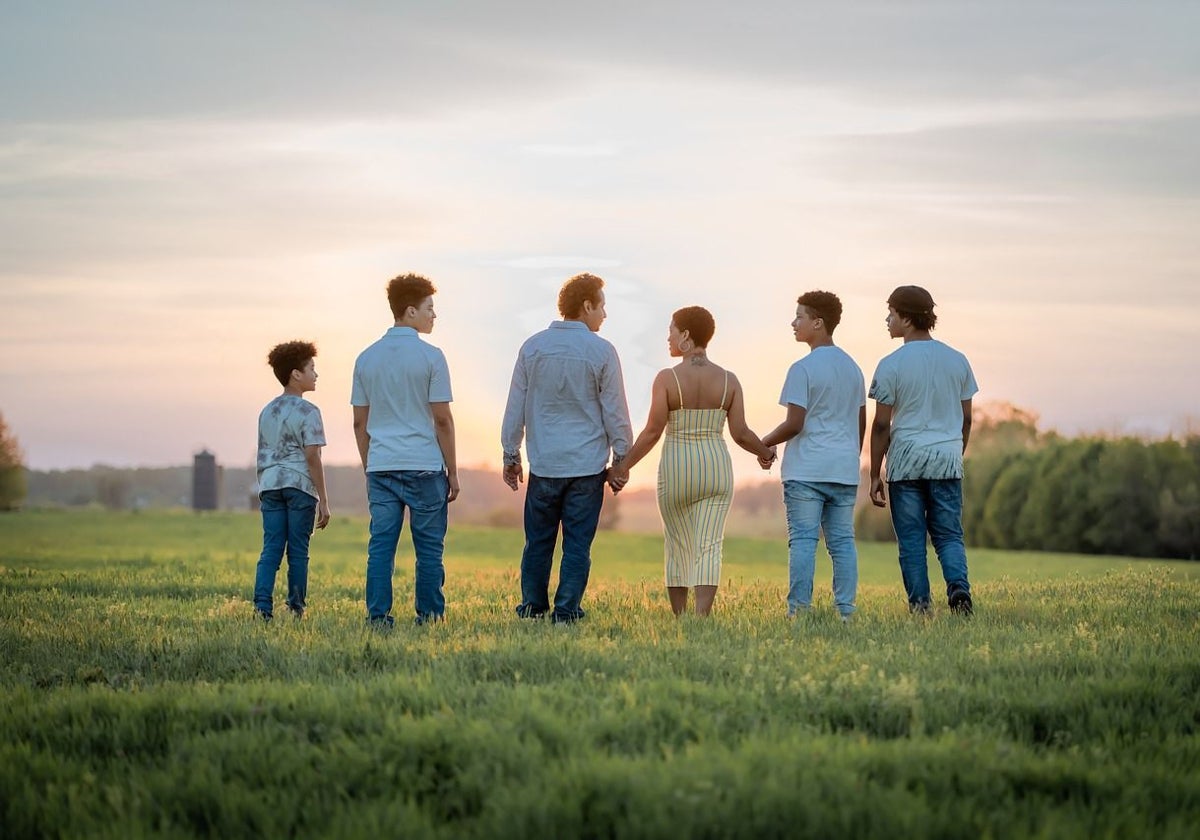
left=1, top=510, right=1198, bottom=838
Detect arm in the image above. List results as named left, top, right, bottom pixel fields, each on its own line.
left=761, top=403, right=806, bottom=448
left=858, top=405, right=867, bottom=452
left=869, top=402, right=893, bottom=507
left=431, top=401, right=459, bottom=502
left=500, top=354, right=527, bottom=491
left=599, top=347, right=634, bottom=463
left=352, top=405, right=371, bottom=471
left=725, top=375, right=775, bottom=462
left=961, top=398, right=973, bottom=454
left=303, top=444, right=331, bottom=529
left=608, top=371, right=671, bottom=492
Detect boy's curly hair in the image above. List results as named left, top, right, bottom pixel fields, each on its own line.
left=797, top=290, right=843, bottom=334
left=267, top=341, right=317, bottom=387
left=387, top=273, right=437, bottom=320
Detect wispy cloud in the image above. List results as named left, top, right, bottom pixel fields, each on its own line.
left=520, top=143, right=620, bottom=157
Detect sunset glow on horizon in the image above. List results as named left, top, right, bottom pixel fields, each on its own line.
left=3, top=2, right=1197, bottom=491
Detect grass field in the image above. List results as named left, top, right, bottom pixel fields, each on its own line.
left=2, top=510, right=1199, bottom=838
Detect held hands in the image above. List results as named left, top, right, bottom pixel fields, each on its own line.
left=502, top=462, right=524, bottom=492
left=607, top=464, right=630, bottom=494
left=757, top=447, right=777, bottom=471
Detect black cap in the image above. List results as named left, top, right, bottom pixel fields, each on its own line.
left=887, top=285, right=935, bottom=314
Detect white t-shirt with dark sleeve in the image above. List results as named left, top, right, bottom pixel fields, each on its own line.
left=868, top=339, right=978, bottom=481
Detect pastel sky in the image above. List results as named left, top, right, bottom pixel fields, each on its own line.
left=2, top=1, right=1197, bottom=488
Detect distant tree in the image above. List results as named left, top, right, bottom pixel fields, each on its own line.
left=970, top=402, right=1042, bottom=454
left=1083, top=439, right=1159, bottom=557
left=0, top=412, right=27, bottom=511
left=96, top=470, right=131, bottom=511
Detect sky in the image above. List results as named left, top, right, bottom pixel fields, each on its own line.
left=2, top=1, right=1198, bottom=489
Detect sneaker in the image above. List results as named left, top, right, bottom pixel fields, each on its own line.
left=909, top=601, right=932, bottom=616
left=288, top=606, right=305, bottom=620
left=515, top=604, right=548, bottom=620
left=949, top=591, right=974, bottom=616
left=366, top=615, right=395, bottom=632
left=414, top=613, right=444, bottom=627
left=254, top=608, right=273, bottom=622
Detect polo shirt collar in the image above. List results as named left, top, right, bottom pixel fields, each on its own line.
left=386, top=326, right=419, bottom=337
left=550, top=320, right=589, bottom=331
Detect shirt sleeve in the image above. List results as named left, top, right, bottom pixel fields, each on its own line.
left=302, top=405, right=326, bottom=447
left=868, top=360, right=895, bottom=405
left=779, top=362, right=809, bottom=409
left=500, top=349, right=528, bottom=457
left=350, top=358, right=368, bottom=406
left=960, top=355, right=979, bottom=400
left=429, top=349, right=453, bottom=403
left=598, top=343, right=633, bottom=458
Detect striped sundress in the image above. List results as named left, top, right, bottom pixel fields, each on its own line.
left=656, top=369, right=734, bottom=587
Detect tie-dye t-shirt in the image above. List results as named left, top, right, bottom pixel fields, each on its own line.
left=256, top=395, right=326, bottom=499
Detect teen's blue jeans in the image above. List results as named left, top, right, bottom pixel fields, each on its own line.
left=518, top=471, right=606, bottom=622
left=783, top=480, right=859, bottom=617
left=254, top=487, right=316, bottom=617
left=888, top=478, right=971, bottom=609
left=365, top=470, right=448, bottom=623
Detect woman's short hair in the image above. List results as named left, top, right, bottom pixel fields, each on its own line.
left=672, top=306, right=715, bottom=348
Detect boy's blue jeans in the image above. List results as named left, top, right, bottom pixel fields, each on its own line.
left=254, top=487, right=316, bottom=617
left=365, top=470, right=448, bottom=623
left=518, top=471, right=606, bottom=622
left=888, top=478, right=971, bottom=609
left=783, top=480, right=859, bottom=617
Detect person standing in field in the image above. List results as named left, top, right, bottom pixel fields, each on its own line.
left=501, top=272, right=633, bottom=624
left=760, top=291, right=866, bottom=621
left=868, top=285, right=978, bottom=615
left=352, top=273, right=458, bottom=629
left=607, top=306, right=775, bottom=617
left=253, top=340, right=331, bottom=621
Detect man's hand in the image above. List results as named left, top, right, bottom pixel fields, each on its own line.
left=757, top=447, right=777, bottom=470
left=503, top=462, right=524, bottom=491
left=447, top=473, right=460, bottom=503
left=869, top=477, right=887, bottom=508
left=607, top=465, right=630, bottom=494
left=315, top=502, right=331, bottom=530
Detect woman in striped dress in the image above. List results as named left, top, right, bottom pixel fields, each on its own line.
left=608, top=307, right=776, bottom=615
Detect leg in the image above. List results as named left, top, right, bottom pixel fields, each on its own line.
left=927, top=479, right=972, bottom=611
left=783, top=481, right=823, bottom=616
left=820, top=483, right=859, bottom=619
left=365, top=472, right=405, bottom=625
left=253, top=490, right=287, bottom=617
left=518, top=474, right=562, bottom=617
left=693, top=585, right=718, bottom=616
left=667, top=586, right=689, bottom=616
left=283, top=488, right=316, bottom=617
left=554, top=471, right=606, bottom=622
left=888, top=480, right=932, bottom=611
left=406, top=470, right=449, bottom=621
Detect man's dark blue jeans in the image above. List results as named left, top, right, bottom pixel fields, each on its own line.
left=888, top=478, right=971, bottom=610
left=517, top=471, right=606, bottom=623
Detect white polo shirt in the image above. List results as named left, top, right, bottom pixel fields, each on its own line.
left=351, top=327, right=453, bottom=472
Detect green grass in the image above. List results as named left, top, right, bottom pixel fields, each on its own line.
left=2, top=510, right=1198, bottom=838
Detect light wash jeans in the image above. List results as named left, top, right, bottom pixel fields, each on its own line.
left=783, top=480, right=858, bottom=617
left=888, top=478, right=971, bottom=610
left=517, top=471, right=607, bottom=623
left=254, top=487, right=317, bottom=617
left=365, top=470, right=449, bottom=624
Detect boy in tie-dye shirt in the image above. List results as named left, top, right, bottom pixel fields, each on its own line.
left=253, top=340, right=330, bottom=620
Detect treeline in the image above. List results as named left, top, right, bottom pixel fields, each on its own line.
left=858, top=405, right=1200, bottom=560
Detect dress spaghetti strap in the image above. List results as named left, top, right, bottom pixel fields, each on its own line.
left=671, top=368, right=685, bottom=410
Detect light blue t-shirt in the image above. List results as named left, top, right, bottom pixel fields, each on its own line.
left=869, top=339, right=978, bottom=481
left=351, top=327, right=453, bottom=472
left=778, top=345, right=865, bottom=486
left=257, top=394, right=326, bottom=499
